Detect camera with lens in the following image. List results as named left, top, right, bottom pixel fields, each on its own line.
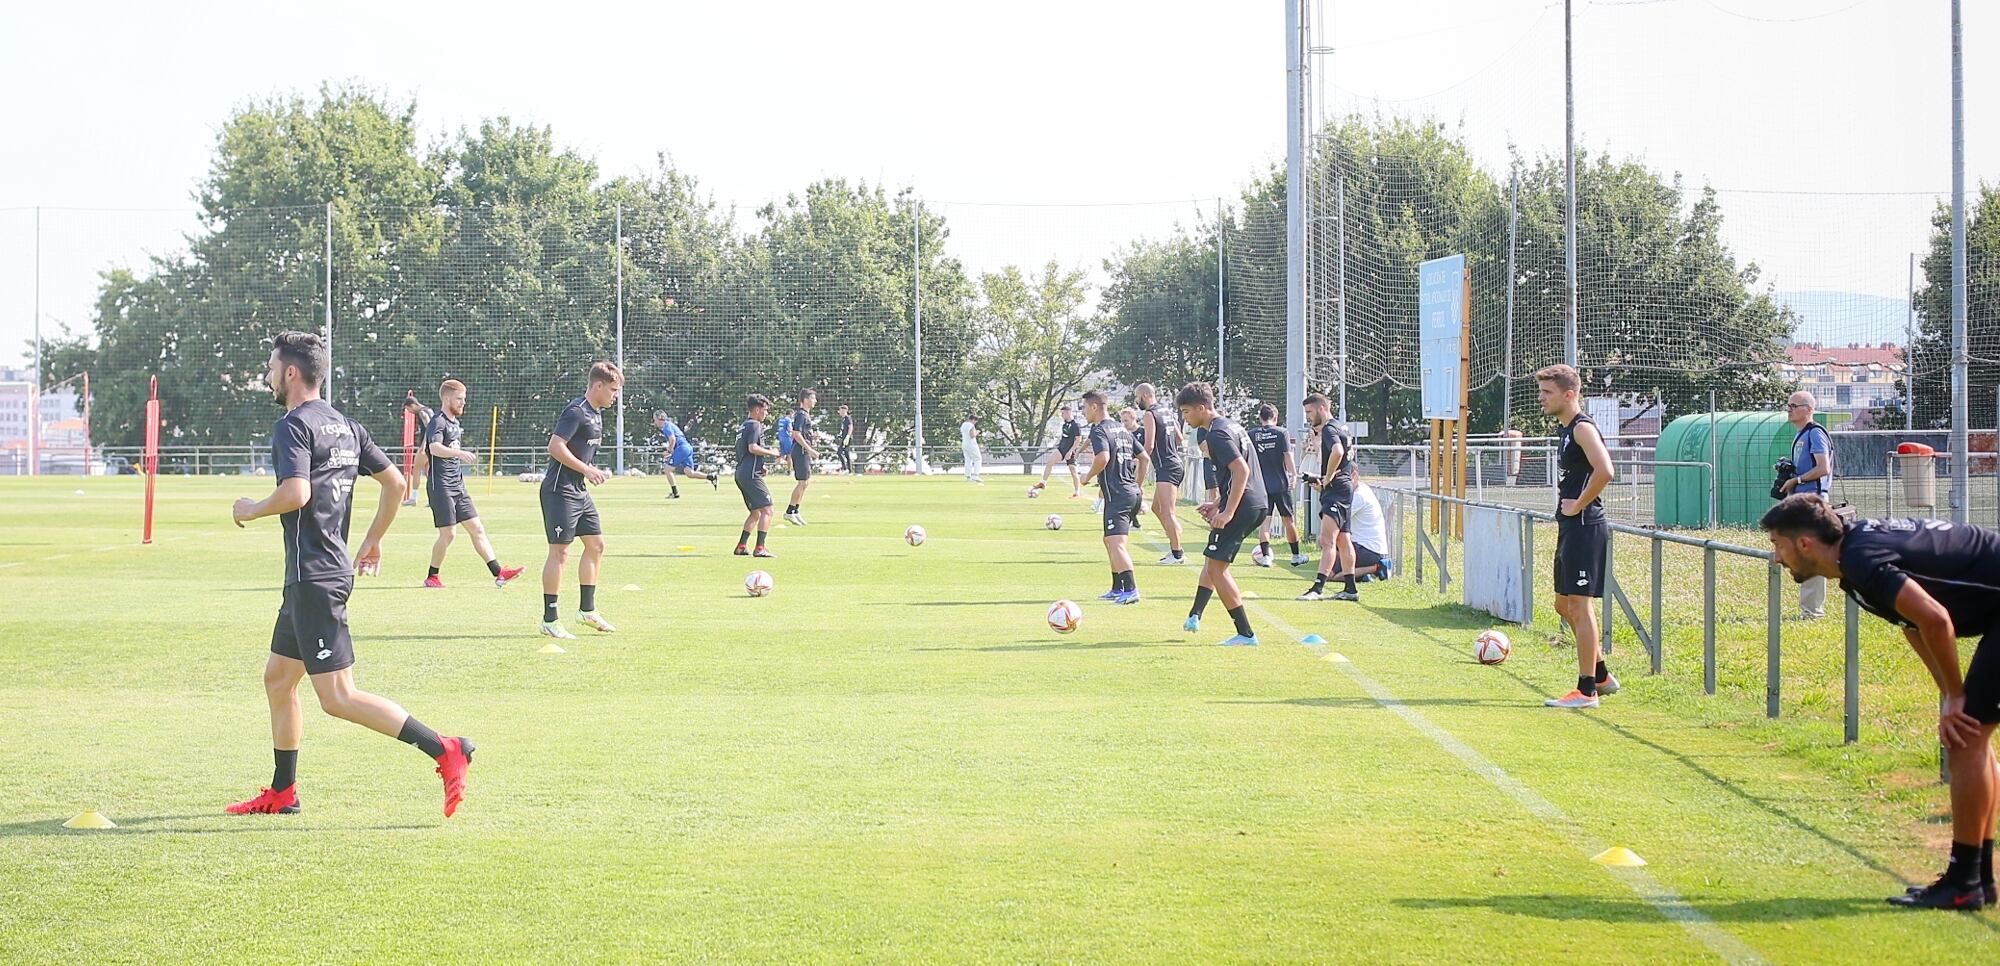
left=1770, top=458, right=1797, bottom=500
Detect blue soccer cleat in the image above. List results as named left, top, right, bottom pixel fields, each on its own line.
left=1113, top=590, right=1142, bottom=606
left=1097, top=589, right=1121, bottom=601
left=1219, top=634, right=1259, bottom=647
left=1183, top=614, right=1201, bottom=633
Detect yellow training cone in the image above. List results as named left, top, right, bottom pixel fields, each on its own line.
left=63, top=811, right=118, bottom=829
left=622, top=584, right=643, bottom=592
left=1592, top=847, right=1646, bottom=867
left=1242, top=590, right=1260, bottom=599
left=538, top=643, right=567, bottom=655
left=676, top=546, right=696, bottom=553
left=1324, top=652, right=1351, bottom=663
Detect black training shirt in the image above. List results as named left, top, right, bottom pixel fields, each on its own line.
left=1840, top=518, right=2000, bottom=633
left=736, top=418, right=766, bottom=478
left=1204, top=416, right=1268, bottom=514
left=272, top=400, right=391, bottom=586
left=544, top=397, right=603, bottom=490
left=425, top=410, right=465, bottom=491
left=1248, top=424, right=1290, bottom=494
left=1090, top=418, right=1141, bottom=502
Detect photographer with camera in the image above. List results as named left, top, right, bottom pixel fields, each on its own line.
left=1778, top=390, right=1834, bottom=619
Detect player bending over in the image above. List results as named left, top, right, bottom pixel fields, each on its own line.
left=1134, top=383, right=1188, bottom=564
left=1538, top=364, right=1620, bottom=708
left=1764, top=495, right=2000, bottom=910
left=1177, top=382, right=1267, bottom=647
left=784, top=388, right=820, bottom=526
left=538, top=362, right=621, bottom=640
left=655, top=410, right=718, bottom=499
left=422, top=379, right=525, bottom=588
left=227, top=331, right=472, bottom=818
left=1246, top=403, right=1307, bottom=568
left=734, top=394, right=781, bottom=558
left=1033, top=403, right=1089, bottom=499
left=1325, top=480, right=1393, bottom=582
left=1080, top=390, right=1148, bottom=604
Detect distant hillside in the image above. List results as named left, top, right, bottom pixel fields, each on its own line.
left=1774, top=290, right=1912, bottom=346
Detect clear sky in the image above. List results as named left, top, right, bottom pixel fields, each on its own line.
left=0, top=0, right=1989, bottom=368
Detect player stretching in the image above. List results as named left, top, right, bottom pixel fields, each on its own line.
left=1763, top=495, right=2000, bottom=910
left=1033, top=404, right=1088, bottom=499
left=1298, top=394, right=1361, bottom=602
left=735, top=394, right=781, bottom=557
left=227, top=331, right=472, bottom=818
left=1177, top=382, right=1267, bottom=646
left=654, top=410, right=717, bottom=499
left=1538, top=364, right=1619, bottom=708
left=1079, top=390, right=1148, bottom=604
left=538, top=362, right=621, bottom=640
left=1246, top=403, right=1306, bottom=568
left=1134, top=383, right=1187, bottom=564
left=422, top=380, right=525, bottom=589
left=785, top=388, right=820, bottom=526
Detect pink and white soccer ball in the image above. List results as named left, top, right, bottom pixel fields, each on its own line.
left=1046, top=599, right=1082, bottom=634
left=904, top=524, right=927, bottom=546
left=1045, top=514, right=1063, bottom=531
left=745, top=570, right=774, bottom=597
left=1474, top=629, right=1512, bottom=665
left=1027, top=486, right=1041, bottom=499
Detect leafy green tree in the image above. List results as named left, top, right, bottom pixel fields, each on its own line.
left=966, top=263, right=1103, bottom=463
left=1907, top=183, right=2000, bottom=428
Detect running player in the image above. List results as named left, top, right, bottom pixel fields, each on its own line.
left=1246, top=403, right=1307, bottom=568
left=422, top=379, right=525, bottom=589
left=1177, top=382, right=1266, bottom=646
left=401, top=392, right=433, bottom=507
left=735, top=394, right=781, bottom=557
left=1079, top=390, right=1148, bottom=604
left=785, top=388, right=820, bottom=526
left=1134, top=383, right=1187, bottom=564
left=836, top=404, right=855, bottom=474
left=537, top=362, right=621, bottom=640
left=1298, top=394, right=1361, bottom=602
left=654, top=410, right=718, bottom=499
left=1033, top=403, right=1088, bottom=498
left=1539, top=364, right=1619, bottom=709
left=226, top=331, right=472, bottom=818
left=1762, top=495, right=2000, bottom=909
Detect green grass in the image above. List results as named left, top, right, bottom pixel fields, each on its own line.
left=1, top=473, right=1996, bottom=963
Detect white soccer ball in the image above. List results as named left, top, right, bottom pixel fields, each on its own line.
left=905, top=524, right=927, bottom=546
left=1027, top=486, right=1041, bottom=499
left=1474, top=629, right=1512, bottom=665
left=1045, top=514, right=1063, bottom=531
left=1047, top=599, right=1082, bottom=634
left=745, top=571, right=774, bottom=597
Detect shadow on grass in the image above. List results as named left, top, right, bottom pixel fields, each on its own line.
left=1215, top=696, right=1529, bottom=710
left=914, top=640, right=1187, bottom=653
left=908, top=599, right=1060, bottom=608
left=368, top=634, right=506, bottom=641
left=0, top=813, right=434, bottom=838
left=1394, top=893, right=1889, bottom=924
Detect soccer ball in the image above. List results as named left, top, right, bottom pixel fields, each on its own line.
left=1474, top=629, right=1512, bottom=665
left=1045, top=514, right=1063, bottom=531
left=1027, top=486, right=1041, bottom=499
left=745, top=571, right=774, bottom=597
left=1047, top=599, right=1082, bottom=634
left=905, top=524, right=927, bottom=546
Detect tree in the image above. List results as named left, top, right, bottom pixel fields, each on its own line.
left=1097, top=224, right=1224, bottom=406
left=966, top=262, right=1103, bottom=463
left=1907, top=183, right=2000, bottom=428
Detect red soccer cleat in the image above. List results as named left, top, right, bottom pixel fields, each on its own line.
left=423, top=574, right=445, bottom=589
left=226, top=785, right=300, bottom=815
left=435, top=736, right=475, bottom=817
left=494, top=565, right=525, bottom=588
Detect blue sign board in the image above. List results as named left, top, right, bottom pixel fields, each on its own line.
left=1419, top=254, right=1467, bottom=421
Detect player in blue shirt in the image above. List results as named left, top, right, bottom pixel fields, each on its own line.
left=653, top=410, right=717, bottom=500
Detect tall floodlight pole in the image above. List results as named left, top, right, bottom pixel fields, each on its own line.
left=1906, top=252, right=1917, bottom=431
left=30, top=206, right=40, bottom=476
left=324, top=202, right=335, bottom=404
left=1563, top=0, right=1579, bottom=368
left=914, top=201, right=927, bottom=474
left=1504, top=170, right=1520, bottom=432
left=1949, top=0, right=1968, bottom=523
left=1216, top=198, right=1226, bottom=399
left=614, top=204, right=626, bottom=474
left=1285, top=0, right=1307, bottom=447
left=1336, top=176, right=1348, bottom=425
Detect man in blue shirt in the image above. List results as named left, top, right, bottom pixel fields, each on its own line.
left=1780, top=390, right=1834, bottom=618
left=653, top=410, right=717, bottom=500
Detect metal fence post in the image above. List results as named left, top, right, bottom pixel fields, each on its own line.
left=1438, top=499, right=1451, bottom=595
left=1649, top=535, right=1663, bottom=674
left=1844, top=595, right=1860, bottom=743
left=1522, top=512, right=1535, bottom=625
left=1766, top=562, right=1782, bottom=718
left=1703, top=546, right=1717, bottom=694
left=1414, top=492, right=1425, bottom=584
left=1600, top=531, right=1615, bottom=656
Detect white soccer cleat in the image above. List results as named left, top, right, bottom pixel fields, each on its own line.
left=538, top=621, right=577, bottom=640
left=1296, top=589, right=1325, bottom=602
left=1596, top=674, right=1621, bottom=696
left=1251, top=549, right=1273, bottom=568
left=1157, top=553, right=1186, bottom=565
left=1290, top=553, right=1310, bottom=566
left=1544, top=690, right=1600, bottom=709
left=785, top=511, right=807, bottom=526
left=577, top=611, right=617, bottom=633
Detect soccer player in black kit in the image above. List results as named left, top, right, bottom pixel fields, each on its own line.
left=1177, top=382, right=1266, bottom=646
left=735, top=394, right=782, bottom=558
left=1299, top=394, right=1361, bottom=602
left=836, top=404, right=855, bottom=474
left=1764, top=495, right=2000, bottom=910
left=1538, top=364, right=1620, bottom=709
left=1079, top=390, right=1147, bottom=604
left=1246, top=403, right=1306, bottom=568
left=1134, top=382, right=1188, bottom=564
left=1034, top=403, right=1088, bottom=499
left=422, top=379, right=526, bottom=589
left=226, top=331, right=473, bottom=818
left=784, top=388, right=820, bottom=526
left=538, top=362, right=621, bottom=641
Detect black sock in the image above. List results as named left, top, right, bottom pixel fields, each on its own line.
left=1171, top=548, right=1184, bottom=559
left=1228, top=605, right=1254, bottom=638
left=1110, top=570, right=1121, bottom=593
left=580, top=584, right=597, bottom=612
left=1983, top=839, right=1995, bottom=887
left=272, top=749, right=297, bottom=792
left=1343, top=576, right=1357, bottom=593
left=1289, top=540, right=1300, bottom=556
left=786, top=504, right=798, bottom=514
left=1594, top=659, right=1609, bottom=683
left=486, top=558, right=502, bottom=577
left=671, top=485, right=680, bottom=496
left=1121, top=570, right=1136, bottom=592
left=397, top=716, right=447, bottom=759
left=1577, top=675, right=1597, bottom=697
left=427, top=566, right=440, bottom=578
left=1191, top=586, right=1214, bottom=618
left=1258, top=540, right=1270, bottom=554
left=756, top=530, right=768, bottom=549
left=738, top=529, right=751, bottom=547
left=543, top=594, right=559, bottom=623
left=1949, top=841, right=1983, bottom=887
left=1311, top=574, right=1327, bottom=591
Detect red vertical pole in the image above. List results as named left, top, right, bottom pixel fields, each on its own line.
left=402, top=406, right=417, bottom=478
left=143, top=375, right=159, bottom=544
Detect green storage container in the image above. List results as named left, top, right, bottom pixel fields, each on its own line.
left=1653, top=412, right=1827, bottom=529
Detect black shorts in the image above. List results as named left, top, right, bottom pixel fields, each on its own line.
left=1267, top=487, right=1295, bottom=519
left=271, top=578, right=355, bottom=675
left=540, top=486, right=602, bottom=545
left=737, top=473, right=773, bottom=511
left=1204, top=505, right=1270, bottom=564
left=1154, top=462, right=1185, bottom=488
left=1101, top=494, right=1139, bottom=537
left=1335, top=544, right=1386, bottom=575
left=791, top=452, right=813, bottom=482
left=1966, top=632, right=2000, bottom=725
left=1554, top=518, right=1609, bottom=598
left=429, top=484, right=477, bottom=529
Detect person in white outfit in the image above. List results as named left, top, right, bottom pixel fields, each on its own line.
left=960, top=416, right=982, bottom=483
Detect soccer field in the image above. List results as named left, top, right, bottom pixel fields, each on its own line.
left=2, top=474, right=1996, bottom=963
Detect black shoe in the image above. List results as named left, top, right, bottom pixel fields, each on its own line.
left=668, top=491, right=681, bottom=500
left=1889, top=878, right=1987, bottom=910
left=733, top=545, right=750, bottom=556
left=709, top=474, right=719, bottom=489
left=1904, top=879, right=1999, bottom=905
